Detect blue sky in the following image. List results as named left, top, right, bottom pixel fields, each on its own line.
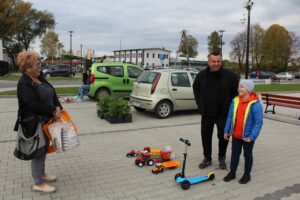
left=26, top=0, right=300, bottom=60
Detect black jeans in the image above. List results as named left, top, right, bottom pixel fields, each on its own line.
left=201, top=116, right=228, bottom=160
left=229, top=138, right=255, bottom=176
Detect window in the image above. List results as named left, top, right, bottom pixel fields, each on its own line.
left=147, top=53, right=149, bottom=58
left=158, top=54, right=160, bottom=58
left=137, top=71, right=160, bottom=84
left=190, top=73, right=197, bottom=82
left=127, top=54, right=130, bottom=58
left=97, top=66, right=124, bottom=77
left=128, top=66, right=143, bottom=78
left=153, top=53, right=155, bottom=58
left=171, top=73, right=190, bottom=87
left=133, top=53, right=136, bottom=57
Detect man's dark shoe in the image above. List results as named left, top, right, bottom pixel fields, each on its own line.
left=219, top=157, right=227, bottom=169
left=239, top=174, right=251, bottom=184
left=199, top=158, right=211, bottom=169
left=223, top=172, right=236, bottom=182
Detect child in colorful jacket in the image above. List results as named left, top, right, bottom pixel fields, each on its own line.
left=223, top=79, right=263, bottom=184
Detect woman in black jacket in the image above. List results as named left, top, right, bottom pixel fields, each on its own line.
left=15, top=51, right=62, bottom=193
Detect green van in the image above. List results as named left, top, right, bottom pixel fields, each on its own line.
left=88, top=61, right=144, bottom=100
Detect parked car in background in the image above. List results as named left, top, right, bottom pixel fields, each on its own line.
left=43, top=64, right=75, bottom=77
left=249, top=71, right=276, bottom=79
left=276, top=72, right=295, bottom=80
left=130, top=69, right=198, bottom=119
left=88, top=61, right=144, bottom=100
left=288, top=71, right=300, bottom=79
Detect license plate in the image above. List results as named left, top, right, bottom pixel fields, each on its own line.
left=132, top=101, right=140, bottom=107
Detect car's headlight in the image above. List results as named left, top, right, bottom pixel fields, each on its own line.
left=42, top=69, right=47, bottom=73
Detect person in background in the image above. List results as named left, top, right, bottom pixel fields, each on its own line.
left=73, top=69, right=91, bottom=101
left=193, top=52, right=238, bottom=170
left=15, top=50, right=62, bottom=193
left=223, top=79, right=263, bottom=184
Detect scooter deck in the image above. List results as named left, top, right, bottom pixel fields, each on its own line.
left=176, top=175, right=209, bottom=184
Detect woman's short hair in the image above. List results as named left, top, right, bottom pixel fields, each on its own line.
left=17, top=51, right=40, bottom=72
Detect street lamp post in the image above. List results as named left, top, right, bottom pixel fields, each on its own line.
left=218, top=30, right=225, bottom=56
left=68, top=31, right=74, bottom=76
left=80, top=44, right=83, bottom=71
left=244, top=0, right=254, bottom=79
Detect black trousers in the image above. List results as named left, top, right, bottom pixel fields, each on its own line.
left=201, top=116, right=228, bottom=160
left=230, top=138, right=255, bottom=176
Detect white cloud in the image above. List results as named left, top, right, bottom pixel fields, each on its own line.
left=26, top=0, right=300, bottom=60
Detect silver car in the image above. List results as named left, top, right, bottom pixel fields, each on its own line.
left=276, top=72, right=295, bottom=80
left=130, top=69, right=198, bottom=119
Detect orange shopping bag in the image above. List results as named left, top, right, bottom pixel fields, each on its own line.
left=43, top=110, right=78, bottom=153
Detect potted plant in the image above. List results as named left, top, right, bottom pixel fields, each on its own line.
left=105, top=97, right=132, bottom=124
left=96, top=94, right=110, bottom=119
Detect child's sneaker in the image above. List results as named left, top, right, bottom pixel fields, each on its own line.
left=73, top=95, right=79, bottom=99
left=75, top=98, right=82, bottom=102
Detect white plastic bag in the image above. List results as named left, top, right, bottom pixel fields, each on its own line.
left=48, top=121, right=79, bottom=153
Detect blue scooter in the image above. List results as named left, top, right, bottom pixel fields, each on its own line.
left=175, top=138, right=215, bottom=190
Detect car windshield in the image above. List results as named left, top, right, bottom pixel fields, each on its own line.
left=137, top=71, right=160, bottom=84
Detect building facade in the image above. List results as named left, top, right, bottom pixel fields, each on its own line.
left=113, top=48, right=171, bottom=68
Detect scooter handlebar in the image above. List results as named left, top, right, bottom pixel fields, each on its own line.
left=179, top=138, right=191, bottom=146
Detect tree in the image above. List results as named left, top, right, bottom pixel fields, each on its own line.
left=1, top=0, right=31, bottom=69
left=289, top=32, right=300, bottom=70
left=178, top=31, right=198, bottom=60
left=57, top=42, right=64, bottom=58
left=207, top=31, right=221, bottom=53
left=261, top=24, right=292, bottom=72
left=1, top=0, right=55, bottom=69
left=229, top=32, right=247, bottom=72
left=16, top=7, right=55, bottom=50
left=250, top=24, right=265, bottom=70
left=40, top=31, right=59, bottom=61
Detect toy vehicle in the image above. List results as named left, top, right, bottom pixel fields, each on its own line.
left=135, top=150, right=157, bottom=167
left=127, top=147, right=160, bottom=158
left=175, top=138, right=215, bottom=190
left=152, top=160, right=180, bottom=174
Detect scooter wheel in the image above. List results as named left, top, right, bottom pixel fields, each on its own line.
left=181, top=180, right=190, bottom=190
left=175, top=173, right=182, bottom=180
left=208, top=172, right=215, bottom=180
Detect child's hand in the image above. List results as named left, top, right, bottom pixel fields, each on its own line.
left=243, top=137, right=251, bottom=143
left=224, top=133, right=230, bottom=140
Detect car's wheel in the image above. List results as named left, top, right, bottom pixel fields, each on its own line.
left=96, top=88, right=110, bottom=101
left=126, top=154, right=132, bottom=158
left=137, top=162, right=144, bottom=167
left=155, top=100, right=172, bottom=119
left=133, top=106, right=145, bottom=112
left=147, top=160, right=154, bottom=166
left=181, top=180, right=190, bottom=190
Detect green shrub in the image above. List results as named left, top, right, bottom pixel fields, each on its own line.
left=107, top=97, right=130, bottom=118
left=97, top=94, right=110, bottom=114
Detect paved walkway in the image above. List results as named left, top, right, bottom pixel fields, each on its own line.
left=0, top=97, right=299, bottom=200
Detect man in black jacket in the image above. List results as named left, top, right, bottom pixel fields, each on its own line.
left=193, top=52, right=238, bottom=169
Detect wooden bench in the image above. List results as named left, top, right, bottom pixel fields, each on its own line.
left=261, top=93, right=300, bottom=120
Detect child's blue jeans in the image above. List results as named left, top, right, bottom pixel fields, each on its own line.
left=229, top=137, right=254, bottom=176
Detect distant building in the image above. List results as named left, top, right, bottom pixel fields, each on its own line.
left=169, top=57, right=207, bottom=70
left=113, top=48, right=171, bottom=68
